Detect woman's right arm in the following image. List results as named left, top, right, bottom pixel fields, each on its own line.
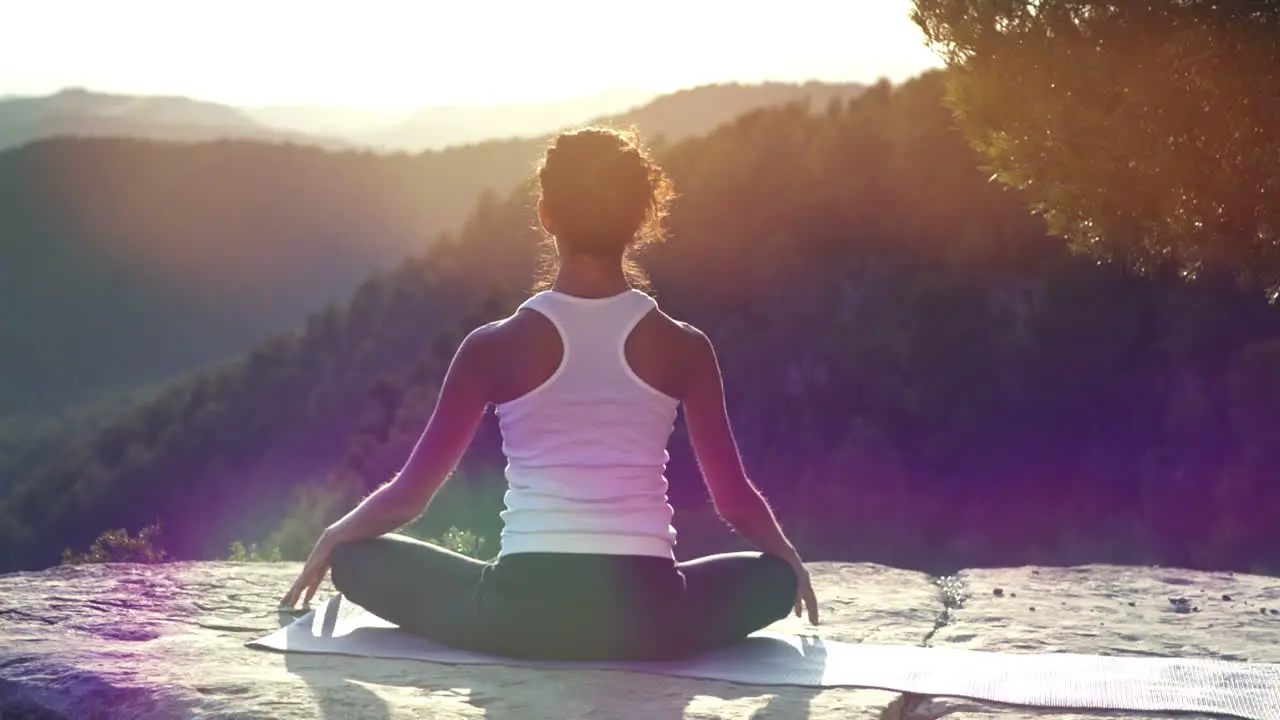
left=679, top=325, right=819, bottom=624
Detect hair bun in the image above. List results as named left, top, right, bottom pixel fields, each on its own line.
left=537, top=127, right=674, bottom=256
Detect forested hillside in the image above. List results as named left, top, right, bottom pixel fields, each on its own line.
left=2, top=72, right=1277, bottom=577
left=0, top=136, right=525, bottom=417
left=0, top=81, right=865, bottom=419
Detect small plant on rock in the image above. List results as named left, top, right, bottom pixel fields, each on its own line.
left=227, top=540, right=283, bottom=563
left=61, top=521, right=168, bottom=565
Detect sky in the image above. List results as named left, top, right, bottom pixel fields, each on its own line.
left=1, top=1, right=943, bottom=110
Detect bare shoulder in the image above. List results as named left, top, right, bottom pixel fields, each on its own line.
left=461, top=318, right=505, bottom=347
left=466, top=308, right=563, bottom=404
left=655, top=314, right=725, bottom=409
left=673, top=318, right=712, bottom=352
left=664, top=307, right=714, bottom=349
left=470, top=308, right=541, bottom=344
left=643, top=308, right=715, bottom=367
left=451, top=319, right=504, bottom=367
left=460, top=310, right=545, bottom=363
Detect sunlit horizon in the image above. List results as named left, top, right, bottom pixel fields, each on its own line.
left=4, top=1, right=942, bottom=110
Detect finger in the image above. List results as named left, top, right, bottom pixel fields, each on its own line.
left=806, top=587, right=820, bottom=625
left=280, top=579, right=300, bottom=608
left=794, top=589, right=802, bottom=618
left=285, top=573, right=310, bottom=607
left=302, top=568, right=325, bottom=607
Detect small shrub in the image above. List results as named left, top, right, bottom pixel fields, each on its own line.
left=61, top=521, right=168, bottom=565
left=227, top=540, right=282, bottom=562
left=400, top=523, right=485, bottom=559
left=435, top=526, right=485, bottom=558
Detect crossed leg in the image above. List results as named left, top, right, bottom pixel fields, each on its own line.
left=329, top=534, right=798, bottom=661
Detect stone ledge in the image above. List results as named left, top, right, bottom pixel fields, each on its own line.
left=1, top=561, right=1275, bottom=719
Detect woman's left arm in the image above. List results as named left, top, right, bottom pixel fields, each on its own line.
left=281, top=326, right=493, bottom=608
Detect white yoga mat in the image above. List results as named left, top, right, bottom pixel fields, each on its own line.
left=248, top=594, right=1280, bottom=720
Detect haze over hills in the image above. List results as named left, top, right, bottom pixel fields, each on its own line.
left=3, top=87, right=654, bottom=155
left=0, top=80, right=867, bottom=422
left=602, top=82, right=869, bottom=146
left=241, top=105, right=411, bottom=139
left=0, top=88, right=344, bottom=153
left=4, top=82, right=867, bottom=156
left=348, top=89, right=659, bottom=152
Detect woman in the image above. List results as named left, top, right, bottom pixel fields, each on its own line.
left=280, top=127, right=819, bottom=661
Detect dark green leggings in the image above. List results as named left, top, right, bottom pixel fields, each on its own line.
left=330, top=534, right=798, bottom=661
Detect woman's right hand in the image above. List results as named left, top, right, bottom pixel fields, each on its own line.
left=790, top=560, right=820, bottom=625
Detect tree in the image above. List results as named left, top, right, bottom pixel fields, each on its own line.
left=912, top=1, right=1280, bottom=297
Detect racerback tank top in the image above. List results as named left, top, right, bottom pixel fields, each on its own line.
left=493, top=289, right=680, bottom=559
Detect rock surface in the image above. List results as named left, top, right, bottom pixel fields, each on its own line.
left=0, top=561, right=1275, bottom=719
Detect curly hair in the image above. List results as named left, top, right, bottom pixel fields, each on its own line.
left=533, top=126, right=675, bottom=290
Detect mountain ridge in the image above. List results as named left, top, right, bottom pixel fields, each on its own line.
left=0, top=88, right=346, bottom=152
left=1, top=81, right=867, bottom=154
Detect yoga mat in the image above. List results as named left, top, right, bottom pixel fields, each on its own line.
left=249, top=594, right=1280, bottom=720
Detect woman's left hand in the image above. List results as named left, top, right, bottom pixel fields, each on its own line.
left=280, top=530, right=338, bottom=611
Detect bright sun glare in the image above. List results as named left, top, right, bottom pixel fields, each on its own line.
left=5, top=0, right=942, bottom=108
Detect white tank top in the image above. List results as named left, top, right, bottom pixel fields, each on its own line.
left=493, top=288, right=681, bottom=559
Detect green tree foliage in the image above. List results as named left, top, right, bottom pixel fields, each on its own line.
left=226, top=475, right=487, bottom=562
left=256, top=478, right=366, bottom=563
left=0, top=385, right=163, bottom=497
left=60, top=521, right=167, bottom=565
left=2, top=70, right=1279, bottom=577
left=912, top=1, right=1280, bottom=295
left=226, top=541, right=282, bottom=563
left=410, top=526, right=487, bottom=559
left=0, top=137, right=540, bottom=417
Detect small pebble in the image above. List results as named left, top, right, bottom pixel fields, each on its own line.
left=1271, top=609, right=1279, bottom=616
left=1029, top=606, right=1036, bottom=612
left=1010, top=592, right=1017, bottom=598
left=993, top=588, right=1004, bottom=597
left=1127, top=601, right=1136, bottom=607
left=1222, top=594, right=1233, bottom=601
